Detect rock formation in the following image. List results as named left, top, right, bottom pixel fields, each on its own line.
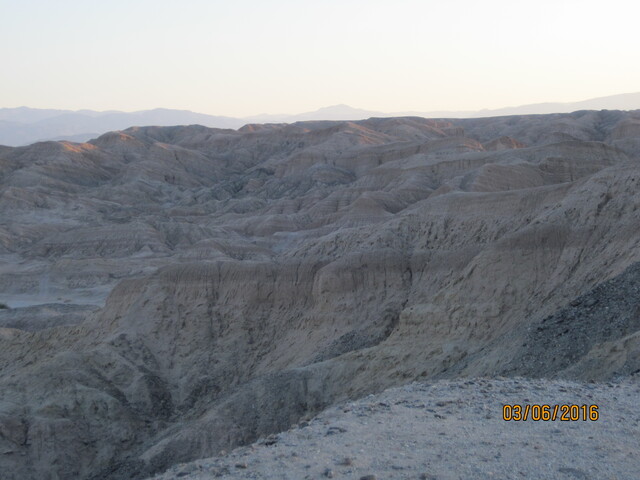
left=0, top=110, right=639, bottom=479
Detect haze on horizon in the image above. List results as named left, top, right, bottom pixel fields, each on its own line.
left=2, top=0, right=639, bottom=117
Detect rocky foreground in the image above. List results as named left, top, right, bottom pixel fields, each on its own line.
left=153, top=378, right=640, bottom=480
left=1, top=111, right=640, bottom=478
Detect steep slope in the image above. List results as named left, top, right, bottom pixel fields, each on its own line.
left=502, top=261, right=640, bottom=380
left=0, top=111, right=639, bottom=479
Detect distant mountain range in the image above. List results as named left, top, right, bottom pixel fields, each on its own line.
left=0, top=108, right=243, bottom=146
left=1, top=92, right=639, bottom=146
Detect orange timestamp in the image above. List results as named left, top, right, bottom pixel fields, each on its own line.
left=502, top=404, right=599, bottom=421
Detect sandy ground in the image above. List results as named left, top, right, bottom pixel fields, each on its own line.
left=152, top=377, right=640, bottom=480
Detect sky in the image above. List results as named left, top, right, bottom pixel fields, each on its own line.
left=1, top=0, right=639, bottom=117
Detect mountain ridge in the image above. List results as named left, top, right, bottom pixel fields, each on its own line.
left=2, top=92, right=640, bottom=146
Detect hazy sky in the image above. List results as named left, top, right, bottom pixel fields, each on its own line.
left=1, top=0, right=639, bottom=116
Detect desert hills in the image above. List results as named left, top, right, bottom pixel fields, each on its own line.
left=0, top=110, right=640, bottom=478
left=2, top=91, right=640, bottom=146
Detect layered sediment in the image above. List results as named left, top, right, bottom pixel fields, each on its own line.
left=0, top=111, right=639, bottom=479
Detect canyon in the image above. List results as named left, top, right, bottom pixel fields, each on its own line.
left=1, top=110, right=639, bottom=478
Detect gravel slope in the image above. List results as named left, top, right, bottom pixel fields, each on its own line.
left=152, top=377, right=640, bottom=480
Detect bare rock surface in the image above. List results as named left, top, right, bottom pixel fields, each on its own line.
left=0, top=111, right=640, bottom=479
left=153, top=378, right=640, bottom=480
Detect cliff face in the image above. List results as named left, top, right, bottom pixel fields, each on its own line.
left=1, top=111, right=639, bottom=479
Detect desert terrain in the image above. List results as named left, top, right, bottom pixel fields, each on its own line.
left=1, top=110, right=639, bottom=479
left=153, top=378, right=640, bottom=480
